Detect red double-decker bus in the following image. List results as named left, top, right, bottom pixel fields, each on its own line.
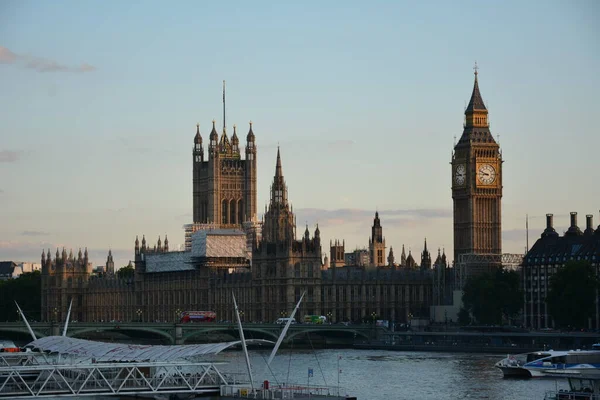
left=180, top=311, right=216, bottom=323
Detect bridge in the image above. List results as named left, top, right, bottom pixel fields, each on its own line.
left=0, top=322, right=378, bottom=345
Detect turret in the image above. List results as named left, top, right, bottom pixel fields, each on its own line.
left=164, top=235, right=169, bottom=251
left=135, top=235, right=140, bottom=254
left=141, top=235, right=146, bottom=252
left=232, top=124, right=240, bottom=154
left=209, top=120, right=218, bottom=156
left=41, top=249, right=46, bottom=264
left=78, top=248, right=82, bottom=260
left=84, top=247, right=88, bottom=263
left=387, top=246, right=395, bottom=267
left=193, top=123, right=204, bottom=162
left=62, top=247, right=67, bottom=262
left=157, top=236, right=162, bottom=252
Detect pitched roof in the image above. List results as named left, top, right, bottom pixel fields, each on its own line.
left=465, top=73, right=487, bottom=112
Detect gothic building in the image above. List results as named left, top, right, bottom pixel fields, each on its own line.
left=451, top=67, right=503, bottom=278
left=369, top=212, right=386, bottom=267
left=192, top=121, right=257, bottom=226
left=41, top=248, right=92, bottom=322
left=522, top=213, right=600, bottom=329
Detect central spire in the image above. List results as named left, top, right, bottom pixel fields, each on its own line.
left=275, top=146, right=283, bottom=178
left=465, top=62, right=487, bottom=113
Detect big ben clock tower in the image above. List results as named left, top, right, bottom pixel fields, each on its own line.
left=452, top=65, right=503, bottom=266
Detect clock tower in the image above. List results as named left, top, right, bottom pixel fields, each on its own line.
left=452, top=66, right=503, bottom=266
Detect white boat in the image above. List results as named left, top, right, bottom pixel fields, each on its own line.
left=524, top=350, right=600, bottom=378
left=495, top=350, right=570, bottom=378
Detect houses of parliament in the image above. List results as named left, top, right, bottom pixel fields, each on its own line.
left=41, top=71, right=502, bottom=325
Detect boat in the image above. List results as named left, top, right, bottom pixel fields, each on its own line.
left=524, top=350, right=600, bottom=378
left=543, top=371, right=600, bottom=399
left=496, top=350, right=570, bottom=378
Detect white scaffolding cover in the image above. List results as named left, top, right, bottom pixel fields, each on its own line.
left=26, top=336, right=273, bottom=362
left=191, top=229, right=247, bottom=258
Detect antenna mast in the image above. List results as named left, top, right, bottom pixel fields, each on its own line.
left=223, top=80, right=226, bottom=131
left=526, top=214, right=529, bottom=254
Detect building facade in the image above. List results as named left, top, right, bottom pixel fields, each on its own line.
left=41, top=150, right=434, bottom=325
left=522, top=213, right=600, bottom=329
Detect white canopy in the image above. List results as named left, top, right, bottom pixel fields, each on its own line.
left=26, top=336, right=274, bottom=363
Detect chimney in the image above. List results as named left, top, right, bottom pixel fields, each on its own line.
left=566, top=211, right=583, bottom=236
left=585, top=214, right=594, bottom=235
left=546, top=214, right=553, bottom=230
left=570, top=212, right=577, bottom=228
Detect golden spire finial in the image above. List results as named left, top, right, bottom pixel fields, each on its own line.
left=473, top=61, right=479, bottom=76
left=196, top=122, right=199, bottom=128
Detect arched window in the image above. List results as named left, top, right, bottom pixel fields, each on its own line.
left=222, top=200, right=229, bottom=224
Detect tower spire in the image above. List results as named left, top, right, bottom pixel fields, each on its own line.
left=223, top=80, right=226, bottom=131
left=275, top=146, right=283, bottom=178
left=466, top=62, right=486, bottom=112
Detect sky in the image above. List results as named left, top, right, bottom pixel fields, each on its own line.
left=1, top=0, right=599, bottom=269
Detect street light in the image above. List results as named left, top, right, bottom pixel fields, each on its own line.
left=239, top=310, right=244, bottom=323
left=327, top=311, right=333, bottom=324
left=371, top=312, right=377, bottom=323
left=53, top=308, right=58, bottom=323
left=175, top=309, right=182, bottom=323
left=136, top=309, right=142, bottom=322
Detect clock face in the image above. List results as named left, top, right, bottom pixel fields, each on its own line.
left=478, top=164, right=496, bottom=185
left=454, top=164, right=466, bottom=186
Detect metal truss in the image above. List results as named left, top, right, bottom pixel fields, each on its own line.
left=0, top=354, right=241, bottom=398
left=455, top=253, right=524, bottom=288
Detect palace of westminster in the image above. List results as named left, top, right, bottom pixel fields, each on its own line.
left=40, top=72, right=600, bottom=329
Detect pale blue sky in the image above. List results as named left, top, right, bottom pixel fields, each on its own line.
left=1, top=0, right=598, bottom=268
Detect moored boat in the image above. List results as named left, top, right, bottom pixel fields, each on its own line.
left=496, top=350, right=569, bottom=378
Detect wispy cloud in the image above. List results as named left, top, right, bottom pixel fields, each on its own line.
left=0, top=150, right=21, bottom=163
left=0, top=45, right=96, bottom=73
left=0, top=240, right=131, bottom=266
left=295, top=207, right=451, bottom=226
left=21, top=231, right=50, bottom=237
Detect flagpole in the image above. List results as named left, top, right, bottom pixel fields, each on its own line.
left=337, top=355, right=340, bottom=396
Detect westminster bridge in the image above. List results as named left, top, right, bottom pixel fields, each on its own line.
left=0, top=321, right=379, bottom=345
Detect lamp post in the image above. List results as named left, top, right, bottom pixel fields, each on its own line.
left=327, top=311, right=333, bottom=324
left=371, top=312, right=377, bottom=324
left=175, top=309, right=182, bottom=323
left=136, top=309, right=142, bottom=323
left=239, top=310, right=244, bottom=323
left=53, top=307, right=58, bottom=323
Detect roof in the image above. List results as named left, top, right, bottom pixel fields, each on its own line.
left=26, top=336, right=274, bottom=363
left=465, top=74, right=487, bottom=112
left=524, top=226, right=600, bottom=267
left=0, top=261, right=17, bottom=276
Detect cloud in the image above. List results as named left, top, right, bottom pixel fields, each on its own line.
left=0, top=150, right=21, bottom=163
left=21, top=231, right=50, bottom=237
left=294, top=207, right=452, bottom=226
left=0, top=46, right=17, bottom=63
left=0, top=45, right=96, bottom=73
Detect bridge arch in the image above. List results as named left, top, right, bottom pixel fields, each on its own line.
left=182, top=326, right=279, bottom=344
left=69, top=326, right=175, bottom=345
left=285, top=327, right=370, bottom=342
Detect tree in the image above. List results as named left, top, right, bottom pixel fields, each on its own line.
left=546, top=260, right=599, bottom=329
left=461, top=268, right=523, bottom=325
left=0, top=271, right=41, bottom=321
left=117, top=264, right=134, bottom=279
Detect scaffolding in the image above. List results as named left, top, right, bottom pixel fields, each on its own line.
left=0, top=352, right=241, bottom=398
left=455, top=253, right=524, bottom=289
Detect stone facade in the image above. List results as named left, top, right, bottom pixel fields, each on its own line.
left=41, top=150, right=435, bottom=324
left=451, top=68, right=503, bottom=279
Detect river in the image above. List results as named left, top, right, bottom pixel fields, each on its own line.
left=216, top=349, right=567, bottom=399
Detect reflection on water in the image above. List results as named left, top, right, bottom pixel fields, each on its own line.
left=216, top=349, right=567, bottom=400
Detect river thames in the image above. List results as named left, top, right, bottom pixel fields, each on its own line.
left=216, top=349, right=567, bottom=400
